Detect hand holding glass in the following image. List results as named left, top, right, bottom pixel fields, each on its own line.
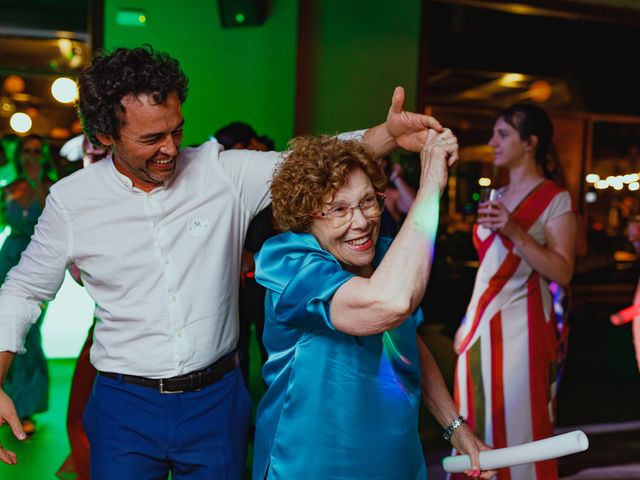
left=479, top=187, right=500, bottom=218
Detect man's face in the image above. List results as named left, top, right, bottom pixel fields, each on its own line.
left=98, top=91, right=184, bottom=191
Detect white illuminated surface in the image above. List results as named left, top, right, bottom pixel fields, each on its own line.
left=51, top=77, right=78, bottom=103
left=41, top=270, right=94, bottom=358
left=10, top=112, right=32, bottom=133
left=585, top=191, right=597, bottom=203
left=585, top=173, right=600, bottom=183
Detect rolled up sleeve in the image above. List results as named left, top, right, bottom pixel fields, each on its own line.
left=0, top=193, right=71, bottom=353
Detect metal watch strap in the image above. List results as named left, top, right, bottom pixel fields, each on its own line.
left=443, top=416, right=466, bottom=441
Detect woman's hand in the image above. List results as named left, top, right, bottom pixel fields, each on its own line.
left=476, top=200, right=520, bottom=238
left=450, top=424, right=497, bottom=479
left=419, top=128, right=458, bottom=193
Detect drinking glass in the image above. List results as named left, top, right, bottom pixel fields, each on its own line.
left=479, top=187, right=500, bottom=218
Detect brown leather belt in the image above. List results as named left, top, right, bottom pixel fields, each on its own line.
left=99, top=351, right=240, bottom=394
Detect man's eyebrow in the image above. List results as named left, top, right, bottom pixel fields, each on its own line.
left=139, top=119, right=185, bottom=140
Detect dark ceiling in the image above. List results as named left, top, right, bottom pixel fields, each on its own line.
left=0, top=1, right=89, bottom=143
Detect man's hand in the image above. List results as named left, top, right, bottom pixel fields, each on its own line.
left=386, top=86, right=443, bottom=153
left=0, top=388, right=26, bottom=465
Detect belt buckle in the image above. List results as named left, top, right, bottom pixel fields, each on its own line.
left=191, top=371, right=203, bottom=392
left=159, top=379, right=183, bottom=395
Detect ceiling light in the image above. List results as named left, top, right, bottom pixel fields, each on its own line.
left=51, top=77, right=78, bottom=103
left=499, top=73, right=525, bottom=87
left=10, top=112, right=32, bottom=133
left=3, top=75, right=25, bottom=94
left=585, top=174, right=600, bottom=183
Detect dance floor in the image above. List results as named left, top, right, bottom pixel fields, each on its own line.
left=1, top=330, right=638, bottom=479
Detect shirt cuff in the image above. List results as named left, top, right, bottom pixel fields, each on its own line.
left=336, top=129, right=366, bottom=142
left=0, top=294, right=42, bottom=354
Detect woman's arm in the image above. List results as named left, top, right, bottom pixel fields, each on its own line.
left=417, top=336, right=495, bottom=479
left=330, top=129, right=455, bottom=336
left=478, top=203, right=577, bottom=285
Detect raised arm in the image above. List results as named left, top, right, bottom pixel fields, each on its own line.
left=330, top=128, right=456, bottom=335
left=362, top=87, right=447, bottom=158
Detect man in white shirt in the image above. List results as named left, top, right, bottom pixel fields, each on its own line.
left=0, top=45, right=444, bottom=478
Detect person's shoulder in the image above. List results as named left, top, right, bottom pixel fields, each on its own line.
left=50, top=159, right=108, bottom=194
left=255, top=232, right=346, bottom=292
left=541, top=179, right=567, bottom=198
left=218, top=147, right=281, bottom=164
left=261, top=231, right=324, bottom=256
left=257, top=232, right=338, bottom=272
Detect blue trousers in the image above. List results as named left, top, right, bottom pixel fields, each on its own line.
left=83, top=367, right=251, bottom=480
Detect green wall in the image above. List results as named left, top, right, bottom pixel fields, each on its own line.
left=297, top=0, right=423, bottom=136
left=104, top=0, right=298, bottom=149
left=103, top=0, right=423, bottom=147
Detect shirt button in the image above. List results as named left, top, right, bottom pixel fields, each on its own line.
left=164, top=258, right=170, bottom=265
left=177, top=331, right=182, bottom=338
left=171, top=295, right=177, bottom=302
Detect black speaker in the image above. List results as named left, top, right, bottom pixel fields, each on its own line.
left=218, top=0, right=266, bottom=28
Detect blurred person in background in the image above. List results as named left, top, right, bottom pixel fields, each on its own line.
left=0, top=134, right=58, bottom=435
left=453, top=104, right=577, bottom=480
left=379, top=157, right=416, bottom=237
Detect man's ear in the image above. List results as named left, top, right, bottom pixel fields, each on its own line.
left=96, top=134, right=114, bottom=147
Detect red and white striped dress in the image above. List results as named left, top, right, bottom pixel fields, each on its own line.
left=453, top=181, right=574, bottom=480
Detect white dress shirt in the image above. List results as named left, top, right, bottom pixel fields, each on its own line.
left=0, top=140, right=279, bottom=378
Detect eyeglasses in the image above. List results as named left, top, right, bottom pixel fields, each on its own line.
left=22, top=148, right=42, bottom=155
left=317, top=193, right=386, bottom=228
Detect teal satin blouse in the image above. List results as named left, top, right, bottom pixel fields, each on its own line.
left=253, top=232, right=427, bottom=480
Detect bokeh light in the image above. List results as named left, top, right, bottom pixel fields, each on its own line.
left=10, top=112, right=32, bottom=133
left=51, top=77, right=78, bottom=103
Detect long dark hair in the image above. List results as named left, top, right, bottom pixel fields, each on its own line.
left=499, top=104, right=562, bottom=182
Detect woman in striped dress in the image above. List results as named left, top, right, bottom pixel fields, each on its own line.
left=453, top=105, right=577, bottom=480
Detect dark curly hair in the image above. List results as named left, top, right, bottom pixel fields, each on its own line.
left=270, top=135, right=386, bottom=232
left=78, top=45, right=188, bottom=146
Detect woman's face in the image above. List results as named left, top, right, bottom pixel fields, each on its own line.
left=20, top=138, right=43, bottom=176
left=488, top=117, right=530, bottom=169
left=310, top=168, right=381, bottom=277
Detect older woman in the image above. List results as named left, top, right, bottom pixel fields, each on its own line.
left=252, top=131, right=494, bottom=479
